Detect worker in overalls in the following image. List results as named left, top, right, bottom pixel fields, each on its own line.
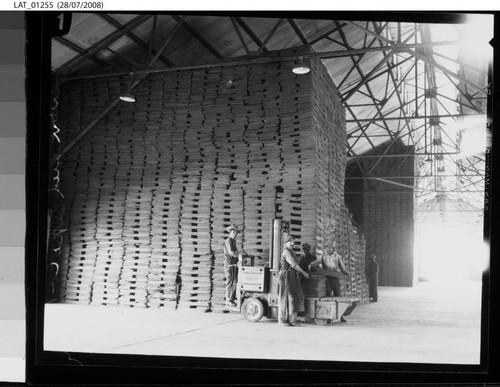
left=278, top=235, right=310, bottom=326
left=223, top=225, right=241, bottom=308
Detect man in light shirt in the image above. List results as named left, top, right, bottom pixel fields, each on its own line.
left=308, top=241, right=349, bottom=297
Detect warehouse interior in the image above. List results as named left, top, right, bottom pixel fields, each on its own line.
left=42, top=12, right=492, bottom=366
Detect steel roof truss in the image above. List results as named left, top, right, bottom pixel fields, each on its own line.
left=258, top=18, right=285, bottom=53
left=346, top=105, right=377, bottom=152
left=57, top=14, right=152, bottom=75
left=171, top=15, right=223, bottom=59
left=102, top=46, right=141, bottom=68
left=148, top=16, right=186, bottom=67
left=337, top=34, right=380, bottom=89
left=404, top=46, right=485, bottom=94
left=53, top=36, right=115, bottom=70
left=287, top=18, right=309, bottom=45
left=99, top=14, right=175, bottom=67
left=231, top=17, right=250, bottom=54
left=309, top=22, right=345, bottom=45
left=336, top=21, right=394, bottom=138
left=234, top=17, right=268, bottom=53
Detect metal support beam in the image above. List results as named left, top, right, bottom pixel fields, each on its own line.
left=346, top=113, right=484, bottom=123
left=57, top=14, right=152, bottom=74
left=234, top=17, right=268, bottom=53
left=348, top=152, right=459, bottom=159
left=258, top=18, right=285, bottom=53
left=53, top=36, right=114, bottom=69
left=403, top=46, right=486, bottom=93
left=60, top=40, right=459, bottom=82
left=99, top=14, right=175, bottom=67
left=342, top=25, right=418, bottom=103
left=61, top=99, right=120, bottom=157
left=60, top=17, right=186, bottom=157
left=346, top=174, right=482, bottom=179
left=287, top=18, right=309, bottom=45
left=231, top=17, right=250, bottom=55
left=171, top=15, right=223, bottom=59
left=336, top=21, right=394, bottom=139
left=309, top=22, right=345, bottom=44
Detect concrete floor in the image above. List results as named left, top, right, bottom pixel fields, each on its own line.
left=44, top=280, right=482, bottom=365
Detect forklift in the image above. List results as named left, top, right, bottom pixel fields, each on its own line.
left=232, top=220, right=358, bottom=325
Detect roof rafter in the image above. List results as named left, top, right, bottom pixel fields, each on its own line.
left=258, top=18, right=285, bottom=53
left=57, top=14, right=153, bottom=74
left=287, top=18, right=309, bottom=45
left=99, top=14, right=175, bottom=67
left=230, top=17, right=250, bottom=55
left=53, top=36, right=114, bottom=70
left=171, top=15, right=224, bottom=59
left=234, top=17, right=268, bottom=53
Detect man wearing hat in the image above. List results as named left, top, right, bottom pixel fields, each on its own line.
left=278, top=235, right=310, bottom=326
left=223, top=225, right=242, bottom=307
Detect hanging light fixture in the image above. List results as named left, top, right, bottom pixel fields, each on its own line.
left=292, top=56, right=310, bottom=75
left=119, top=72, right=136, bottom=103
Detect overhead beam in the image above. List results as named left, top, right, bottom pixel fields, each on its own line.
left=148, top=16, right=186, bottom=66
left=60, top=17, right=185, bottom=157
left=345, top=19, right=484, bottom=92
left=99, top=14, right=176, bottom=67
left=309, top=22, right=345, bottom=44
left=61, top=100, right=120, bottom=156
left=341, top=26, right=418, bottom=103
left=57, top=14, right=152, bottom=74
left=61, top=41, right=460, bottom=82
left=287, top=18, right=309, bottom=45
left=234, top=17, right=268, bottom=53
left=347, top=152, right=459, bottom=159
left=346, top=174, right=483, bottom=179
left=346, top=113, right=484, bottom=123
left=53, top=36, right=114, bottom=69
left=341, top=47, right=398, bottom=102
left=171, top=15, right=224, bottom=59
left=403, top=46, right=486, bottom=93
left=346, top=67, right=418, bottom=152
left=336, top=20, right=394, bottom=139
left=372, top=21, right=414, bottom=142
left=258, top=18, right=285, bottom=53
left=230, top=17, right=250, bottom=54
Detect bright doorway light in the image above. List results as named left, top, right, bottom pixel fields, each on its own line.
left=459, top=14, right=493, bottom=62
left=417, top=222, right=486, bottom=283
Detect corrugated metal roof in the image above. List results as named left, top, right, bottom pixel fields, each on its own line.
left=51, top=39, right=79, bottom=71
left=64, top=13, right=117, bottom=50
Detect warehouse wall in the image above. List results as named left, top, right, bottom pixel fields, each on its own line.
left=345, top=140, right=416, bottom=287
left=55, top=55, right=368, bottom=311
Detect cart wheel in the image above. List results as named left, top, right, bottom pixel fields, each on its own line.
left=242, top=297, right=265, bottom=322
left=314, top=318, right=331, bottom=326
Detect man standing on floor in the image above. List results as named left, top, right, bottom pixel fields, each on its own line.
left=309, top=241, right=349, bottom=297
left=366, top=254, right=379, bottom=302
left=223, top=225, right=241, bottom=308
